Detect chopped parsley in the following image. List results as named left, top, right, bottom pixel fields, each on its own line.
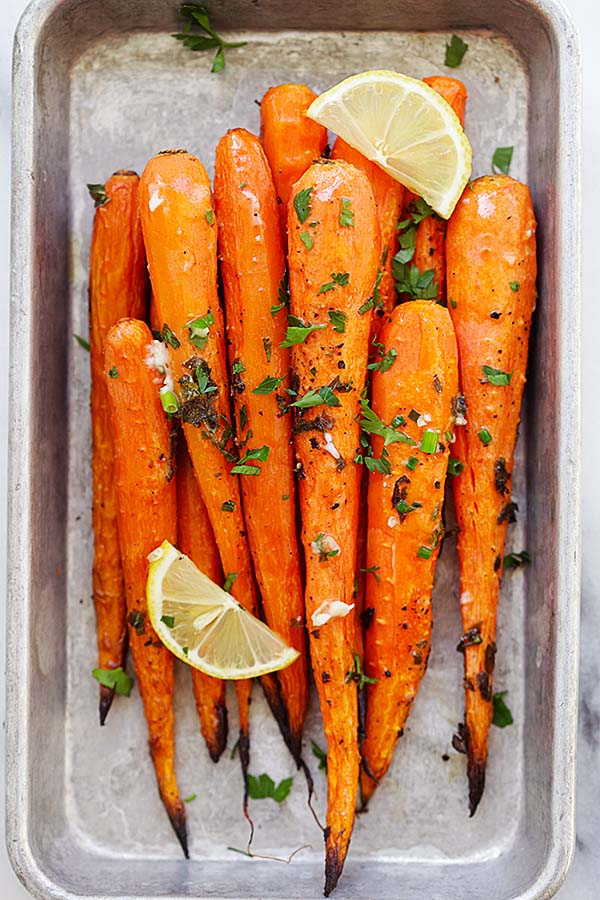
left=184, top=793, right=197, bottom=803
left=247, top=773, right=293, bottom=803
left=74, top=334, right=90, bottom=352
left=317, top=272, right=350, bottom=294
left=328, top=310, right=347, bottom=333
left=359, top=398, right=417, bottom=447
left=360, top=565, right=381, bottom=584
left=160, top=322, right=180, bottom=349
left=279, top=317, right=326, bottom=348
left=290, top=386, right=340, bottom=409
left=231, top=444, right=270, bottom=475
left=299, top=231, right=314, bottom=251
left=87, top=183, right=110, bottom=207
left=345, top=652, right=377, bottom=689
left=492, top=691, right=513, bottom=728
left=161, top=615, right=175, bottom=628
left=172, top=3, right=247, bottom=73
left=509, top=281, right=520, bottom=292
left=368, top=346, right=398, bottom=373
left=186, top=312, right=214, bottom=351
left=293, top=186, right=313, bottom=224
left=445, top=34, right=469, bottom=67
left=311, top=740, right=327, bottom=772
left=205, top=208, right=214, bottom=224
left=503, top=550, right=531, bottom=569
left=271, top=271, right=289, bottom=316
left=395, top=498, right=423, bottom=518
left=492, top=146, right=513, bottom=175
left=393, top=262, right=438, bottom=300
left=313, top=533, right=340, bottom=561
left=482, top=365, right=513, bottom=386
left=339, top=197, right=354, bottom=227
left=252, top=375, right=283, bottom=395
left=359, top=268, right=384, bottom=314
left=91, top=666, right=133, bottom=697
left=223, top=572, right=238, bottom=593
left=108, top=366, right=118, bottom=378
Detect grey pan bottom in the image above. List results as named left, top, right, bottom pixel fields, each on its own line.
left=7, top=1, right=581, bottom=899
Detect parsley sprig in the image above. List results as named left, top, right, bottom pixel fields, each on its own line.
left=393, top=199, right=439, bottom=300
left=173, top=4, right=247, bottom=73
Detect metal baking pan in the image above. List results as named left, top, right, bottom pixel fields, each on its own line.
left=7, top=0, right=581, bottom=898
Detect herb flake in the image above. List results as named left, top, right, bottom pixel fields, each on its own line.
left=91, top=666, right=133, bottom=697
left=492, top=146, right=513, bottom=175
left=445, top=34, right=469, bottom=68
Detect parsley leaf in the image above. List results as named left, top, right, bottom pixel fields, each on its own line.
left=318, top=272, right=350, bottom=294
left=253, top=375, right=284, bottom=395
left=173, top=4, right=247, bottom=73
left=359, top=399, right=416, bottom=447
left=293, top=187, right=313, bottom=224
left=445, top=34, right=469, bottom=67
left=503, top=550, right=531, bottom=569
left=339, top=197, right=354, bottom=227
left=328, top=310, right=347, bottom=333
left=279, top=318, right=326, bottom=348
left=311, top=740, right=327, bottom=772
left=482, top=365, right=513, bottom=386
left=393, top=259, right=438, bottom=300
left=492, top=691, right=513, bottom=728
left=509, top=281, right=520, bottom=292
left=345, top=652, right=377, bottom=689
left=205, top=208, right=214, bottom=224
left=74, top=334, right=90, bottom=352
left=290, top=386, right=340, bottom=409
left=271, top=270, right=289, bottom=316
left=299, top=231, right=314, bottom=250
left=247, top=773, right=293, bottom=803
left=231, top=445, right=270, bottom=476
left=92, top=666, right=133, bottom=696
left=87, top=183, right=110, bottom=207
left=184, top=793, right=197, bottom=803
left=367, top=347, right=397, bottom=373
left=223, top=572, right=238, bottom=593
left=492, top=146, right=513, bottom=175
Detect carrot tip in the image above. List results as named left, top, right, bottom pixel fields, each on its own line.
left=324, top=843, right=344, bottom=897
left=206, top=702, right=228, bottom=763
left=467, top=757, right=486, bottom=817
left=168, top=805, right=189, bottom=859
left=98, top=685, right=114, bottom=726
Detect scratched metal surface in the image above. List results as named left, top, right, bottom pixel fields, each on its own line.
left=7, top=1, right=581, bottom=899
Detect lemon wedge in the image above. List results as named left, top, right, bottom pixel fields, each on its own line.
left=146, top=541, right=299, bottom=679
left=307, top=70, right=471, bottom=218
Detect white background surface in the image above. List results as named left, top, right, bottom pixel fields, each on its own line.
left=0, top=1, right=598, bottom=898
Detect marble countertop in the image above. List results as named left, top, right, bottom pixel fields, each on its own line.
left=0, top=0, right=597, bottom=897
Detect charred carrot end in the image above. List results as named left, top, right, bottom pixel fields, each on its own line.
left=331, top=137, right=404, bottom=325
left=360, top=301, right=459, bottom=808
left=214, top=128, right=308, bottom=762
left=89, top=169, right=147, bottom=724
left=260, top=84, right=328, bottom=236
left=288, top=159, right=380, bottom=895
left=104, top=318, right=187, bottom=855
left=176, top=441, right=228, bottom=761
left=446, top=174, right=536, bottom=814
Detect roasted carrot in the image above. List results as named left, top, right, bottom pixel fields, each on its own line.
left=214, top=128, right=308, bottom=762
left=330, top=139, right=403, bottom=328
left=260, top=84, right=328, bottom=237
left=288, top=159, right=380, bottom=895
left=446, top=174, right=537, bottom=815
left=403, top=77, right=467, bottom=303
left=138, top=150, right=265, bottom=800
left=89, top=170, right=148, bottom=724
left=176, top=441, right=228, bottom=763
left=359, top=301, right=459, bottom=807
left=104, top=317, right=187, bottom=856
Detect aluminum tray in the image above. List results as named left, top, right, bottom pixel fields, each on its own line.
left=7, top=1, right=581, bottom=898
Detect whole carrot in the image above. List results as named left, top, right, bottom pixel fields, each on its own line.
left=214, top=128, right=308, bottom=762
left=176, top=441, right=228, bottom=763
left=402, top=77, right=467, bottom=303
left=288, top=159, right=380, bottom=895
left=139, top=150, right=264, bottom=799
left=260, top=84, right=328, bottom=237
left=359, top=301, right=459, bottom=807
left=89, top=170, right=148, bottom=724
left=104, top=317, right=187, bottom=856
left=330, top=139, right=403, bottom=329
left=446, top=174, right=537, bottom=815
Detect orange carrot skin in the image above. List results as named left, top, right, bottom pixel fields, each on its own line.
left=260, top=84, right=328, bottom=236
left=360, top=301, right=458, bottom=806
left=331, top=138, right=403, bottom=327
left=176, top=441, right=227, bottom=763
left=104, top=318, right=187, bottom=857
left=446, top=174, right=537, bottom=814
left=139, top=151, right=258, bottom=781
left=89, top=170, right=148, bottom=724
left=409, top=77, right=467, bottom=302
left=288, top=159, right=381, bottom=896
left=214, top=128, right=308, bottom=758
